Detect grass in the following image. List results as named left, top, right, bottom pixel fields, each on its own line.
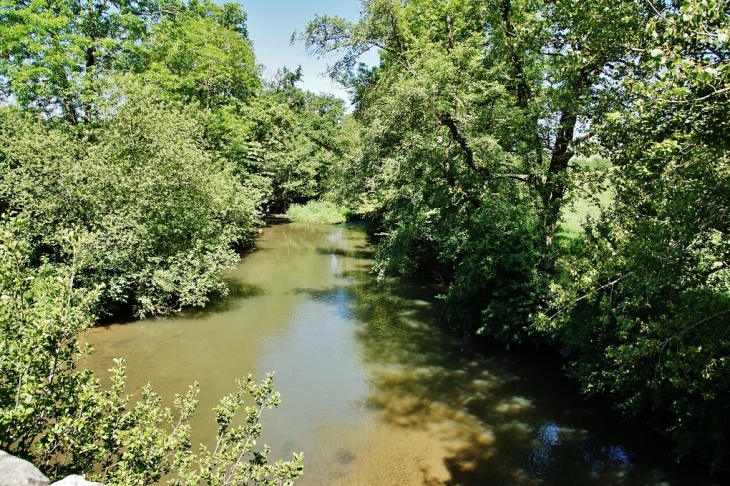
left=286, top=201, right=353, bottom=224
left=559, top=156, right=614, bottom=238
left=560, top=188, right=614, bottom=237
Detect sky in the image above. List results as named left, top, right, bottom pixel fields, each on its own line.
left=238, top=0, right=379, bottom=101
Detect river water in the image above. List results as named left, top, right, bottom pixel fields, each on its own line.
left=84, top=222, right=724, bottom=486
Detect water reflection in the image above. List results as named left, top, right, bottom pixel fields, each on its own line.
left=173, top=279, right=265, bottom=318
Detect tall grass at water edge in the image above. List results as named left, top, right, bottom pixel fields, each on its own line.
left=286, top=201, right=353, bottom=224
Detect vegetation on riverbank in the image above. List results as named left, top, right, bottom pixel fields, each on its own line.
left=286, top=201, right=352, bottom=224
left=0, top=0, right=341, bottom=481
left=0, top=216, right=303, bottom=484
left=0, top=0, right=350, bottom=319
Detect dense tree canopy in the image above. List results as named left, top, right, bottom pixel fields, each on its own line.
left=300, top=0, right=645, bottom=337
left=543, top=0, right=730, bottom=466
left=0, top=81, right=262, bottom=316
left=0, top=0, right=350, bottom=317
left=0, top=0, right=161, bottom=121
left=146, top=12, right=260, bottom=107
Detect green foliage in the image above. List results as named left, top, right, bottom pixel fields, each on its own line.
left=0, top=0, right=324, bottom=481
left=244, top=73, right=349, bottom=210
left=0, top=0, right=256, bottom=124
left=558, top=156, right=614, bottom=238
left=0, top=0, right=161, bottom=122
left=171, top=374, right=304, bottom=486
left=0, top=80, right=263, bottom=317
left=300, top=0, right=641, bottom=338
left=286, top=201, right=352, bottom=224
left=4, top=0, right=728, bottom=474
left=0, top=215, right=303, bottom=484
left=541, top=0, right=730, bottom=468
left=143, top=9, right=350, bottom=211
left=0, top=216, right=99, bottom=476
left=146, top=13, right=260, bottom=108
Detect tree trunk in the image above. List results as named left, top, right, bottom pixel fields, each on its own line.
left=545, top=110, right=578, bottom=229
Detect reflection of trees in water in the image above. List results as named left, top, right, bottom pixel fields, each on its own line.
left=171, top=279, right=265, bottom=318
left=262, top=222, right=371, bottom=253
left=342, top=276, right=683, bottom=486
left=257, top=223, right=374, bottom=283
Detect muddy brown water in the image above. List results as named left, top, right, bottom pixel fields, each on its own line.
left=83, top=222, right=726, bottom=485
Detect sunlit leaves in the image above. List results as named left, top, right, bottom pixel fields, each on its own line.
left=0, top=0, right=163, bottom=120
left=146, top=14, right=260, bottom=108
left=544, top=0, right=730, bottom=468
left=0, top=80, right=262, bottom=317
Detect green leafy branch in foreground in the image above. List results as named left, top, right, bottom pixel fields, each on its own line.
left=172, top=374, right=303, bottom=486
left=0, top=215, right=302, bottom=485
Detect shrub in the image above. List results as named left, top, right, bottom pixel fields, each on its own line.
left=286, top=201, right=352, bottom=224
left=0, top=81, right=264, bottom=317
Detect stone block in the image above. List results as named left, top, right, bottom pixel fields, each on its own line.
left=0, top=450, right=50, bottom=486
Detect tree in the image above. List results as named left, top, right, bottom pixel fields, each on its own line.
left=243, top=71, right=348, bottom=211
left=145, top=11, right=260, bottom=108
left=0, top=80, right=263, bottom=317
left=302, top=0, right=730, bottom=466
left=541, top=0, right=730, bottom=467
left=299, top=0, right=644, bottom=339
left=0, top=0, right=164, bottom=122
left=0, top=0, right=253, bottom=122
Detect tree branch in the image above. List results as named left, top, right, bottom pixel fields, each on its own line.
left=439, top=112, right=489, bottom=176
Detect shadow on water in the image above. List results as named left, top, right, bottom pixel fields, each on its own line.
left=93, top=276, right=266, bottom=327
left=297, top=273, right=725, bottom=486
left=262, top=216, right=291, bottom=225
left=171, top=278, right=265, bottom=319
left=315, top=246, right=374, bottom=260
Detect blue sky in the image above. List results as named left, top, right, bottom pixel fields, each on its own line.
left=238, top=0, right=379, bottom=101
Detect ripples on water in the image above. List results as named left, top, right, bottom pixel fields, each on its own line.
left=83, top=223, right=726, bottom=486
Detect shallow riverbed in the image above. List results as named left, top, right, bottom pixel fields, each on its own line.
left=83, top=222, right=725, bottom=485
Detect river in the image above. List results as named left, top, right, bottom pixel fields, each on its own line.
left=83, top=222, right=725, bottom=486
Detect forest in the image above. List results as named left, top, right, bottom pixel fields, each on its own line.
left=0, top=0, right=728, bottom=484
